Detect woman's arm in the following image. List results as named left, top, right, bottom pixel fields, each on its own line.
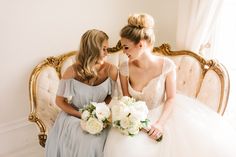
left=148, top=69, right=176, bottom=140
left=56, top=96, right=81, bottom=118
left=156, top=69, right=176, bottom=126
left=119, top=73, right=131, bottom=97
left=56, top=65, right=81, bottom=118
left=108, top=64, right=118, bottom=81
left=104, top=95, right=112, bottom=104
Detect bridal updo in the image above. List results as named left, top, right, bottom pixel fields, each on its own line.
left=120, top=13, right=155, bottom=45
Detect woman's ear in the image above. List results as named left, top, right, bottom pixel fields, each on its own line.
left=138, top=40, right=146, bottom=48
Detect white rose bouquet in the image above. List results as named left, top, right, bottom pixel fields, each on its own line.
left=80, top=102, right=111, bottom=135
left=110, top=96, right=150, bottom=136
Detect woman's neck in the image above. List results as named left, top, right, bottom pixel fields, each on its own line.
left=132, top=50, right=154, bottom=69
left=94, top=61, right=105, bottom=72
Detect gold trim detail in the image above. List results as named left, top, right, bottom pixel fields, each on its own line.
left=107, top=41, right=122, bottom=53
left=153, top=43, right=229, bottom=115
left=28, top=51, right=76, bottom=147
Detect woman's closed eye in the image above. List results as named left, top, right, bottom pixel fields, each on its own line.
left=123, top=46, right=129, bottom=50
left=103, top=48, right=108, bottom=52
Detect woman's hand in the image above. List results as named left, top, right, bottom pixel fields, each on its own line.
left=147, top=122, right=163, bottom=141
left=56, top=96, right=81, bottom=118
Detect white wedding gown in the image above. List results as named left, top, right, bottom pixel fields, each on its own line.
left=104, top=57, right=236, bottom=157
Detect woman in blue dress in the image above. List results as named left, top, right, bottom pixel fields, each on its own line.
left=45, top=29, right=118, bottom=157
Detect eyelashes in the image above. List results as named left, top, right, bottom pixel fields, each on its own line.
left=102, top=48, right=108, bottom=52
left=122, top=46, right=129, bottom=50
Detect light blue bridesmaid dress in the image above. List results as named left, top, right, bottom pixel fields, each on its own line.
left=45, top=77, right=112, bottom=157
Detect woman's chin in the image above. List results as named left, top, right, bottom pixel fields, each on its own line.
left=97, top=58, right=105, bottom=64
left=128, top=56, right=137, bottom=61
left=127, top=55, right=133, bottom=60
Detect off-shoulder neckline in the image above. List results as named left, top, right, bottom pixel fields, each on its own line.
left=71, top=77, right=110, bottom=87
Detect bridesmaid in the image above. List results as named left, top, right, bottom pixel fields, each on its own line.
left=45, top=29, right=118, bottom=157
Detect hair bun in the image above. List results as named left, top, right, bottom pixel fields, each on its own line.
left=128, top=13, right=154, bottom=29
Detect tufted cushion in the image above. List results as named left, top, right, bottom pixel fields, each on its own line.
left=171, top=56, right=202, bottom=97
left=28, top=43, right=229, bottom=147
left=197, top=70, right=224, bottom=112
left=36, top=67, right=60, bottom=129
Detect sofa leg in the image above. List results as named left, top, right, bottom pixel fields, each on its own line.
left=38, top=133, right=47, bottom=148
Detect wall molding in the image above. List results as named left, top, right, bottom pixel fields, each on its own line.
left=0, top=118, right=30, bottom=134
left=0, top=117, right=42, bottom=156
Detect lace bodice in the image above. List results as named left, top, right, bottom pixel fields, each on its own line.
left=119, top=57, right=175, bottom=110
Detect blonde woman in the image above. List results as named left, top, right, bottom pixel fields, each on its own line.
left=45, top=29, right=118, bottom=157
left=104, top=13, right=236, bottom=157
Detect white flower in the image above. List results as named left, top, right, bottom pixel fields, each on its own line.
left=80, top=120, right=87, bottom=130
left=111, top=96, right=149, bottom=136
left=94, top=102, right=110, bottom=121
left=129, top=115, right=140, bottom=125
left=128, top=124, right=140, bottom=135
left=120, top=117, right=130, bottom=129
left=130, top=101, right=148, bottom=121
left=85, top=117, right=103, bottom=135
left=81, top=110, right=90, bottom=120
left=80, top=101, right=111, bottom=135
left=121, top=129, right=129, bottom=136
left=111, top=103, right=130, bottom=122
left=108, top=98, right=119, bottom=107
left=120, top=96, right=135, bottom=106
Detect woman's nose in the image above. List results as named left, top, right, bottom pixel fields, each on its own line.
left=104, top=50, right=108, bottom=56
left=122, top=48, right=127, bottom=53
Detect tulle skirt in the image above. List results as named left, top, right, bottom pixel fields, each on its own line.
left=104, top=94, right=236, bottom=157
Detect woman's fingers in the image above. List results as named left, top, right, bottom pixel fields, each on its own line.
left=148, top=128, right=162, bottom=139
left=146, top=125, right=163, bottom=141
left=150, top=129, right=159, bottom=139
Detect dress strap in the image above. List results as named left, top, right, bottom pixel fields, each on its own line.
left=119, top=61, right=129, bottom=77
left=107, top=63, right=112, bottom=77
left=162, top=57, right=176, bottom=75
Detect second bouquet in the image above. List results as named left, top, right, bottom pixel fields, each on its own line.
left=80, top=102, right=111, bottom=135
left=110, top=96, right=150, bottom=136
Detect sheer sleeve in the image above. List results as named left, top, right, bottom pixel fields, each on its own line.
left=56, top=79, right=75, bottom=97
left=119, top=61, right=129, bottom=76
left=163, top=57, right=176, bottom=75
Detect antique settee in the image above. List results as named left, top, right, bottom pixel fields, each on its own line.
left=28, top=42, right=230, bottom=147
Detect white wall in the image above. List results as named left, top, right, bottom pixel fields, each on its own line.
left=0, top=0, right=178, bottom=155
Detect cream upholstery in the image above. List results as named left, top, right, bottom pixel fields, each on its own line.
left=28, top=43, right=229, bottom=147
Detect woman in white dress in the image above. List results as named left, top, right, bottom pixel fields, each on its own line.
left=104, top=13, right=236, bottom=157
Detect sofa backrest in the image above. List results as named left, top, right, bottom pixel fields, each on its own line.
left=28, top=43, right=229, bottom=147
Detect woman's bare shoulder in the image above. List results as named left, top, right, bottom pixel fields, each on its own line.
left=62, top=64, right=77, bottom=79
left=104, top=61, right=118, bottom=81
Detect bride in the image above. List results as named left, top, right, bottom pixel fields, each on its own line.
left=104, top=13, right=236, bottom=157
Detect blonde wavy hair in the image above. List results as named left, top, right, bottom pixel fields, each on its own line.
left=120, top=13, right=155, bottom=46
left=76, top=29, right=109, bottom=81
